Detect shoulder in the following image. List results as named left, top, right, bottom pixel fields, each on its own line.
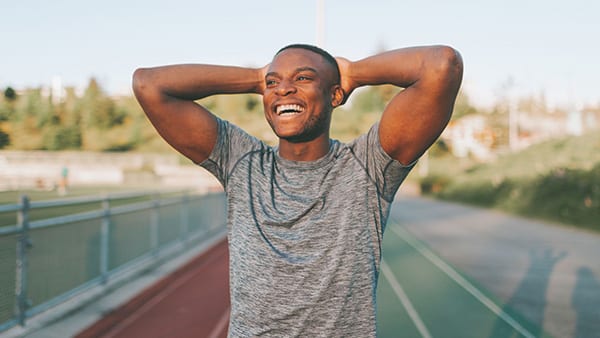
left=215, top=117, right=266, bottom=151
left=347, top=123, right=417, bottom=171
left=348, top=123, right=380, bottom=152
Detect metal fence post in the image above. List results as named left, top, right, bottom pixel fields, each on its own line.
left=100, top=195, right=110, bottom=284
left=150, top=192, right=159, bottom=257
left=15, top=195, right=32, bottom=326
left=180, top=191, right=190, bottom=246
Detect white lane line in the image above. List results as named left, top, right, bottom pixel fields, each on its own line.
left=381, top=259, right=433, bottom=338
left=390, top=224, right=535, bottom=338
left=208, top=306, right=230, bottom=338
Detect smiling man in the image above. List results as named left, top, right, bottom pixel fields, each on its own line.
left=133, top=44, right=463, bottom=337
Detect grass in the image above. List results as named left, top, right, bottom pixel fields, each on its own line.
left=422, top=130, right=600, bottom=232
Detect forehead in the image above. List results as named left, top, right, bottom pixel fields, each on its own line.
left=269, top=48, right=332, bottom=76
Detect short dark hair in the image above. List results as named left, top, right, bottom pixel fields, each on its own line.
left=276, top=44, right=340, bottom=84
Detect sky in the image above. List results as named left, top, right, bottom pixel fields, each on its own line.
left=1, top=0, right=599, bottom=108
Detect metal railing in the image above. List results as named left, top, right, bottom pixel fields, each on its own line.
left=0, top=189, right=227, bottom=333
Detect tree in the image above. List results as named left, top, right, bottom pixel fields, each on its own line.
left=78, top=78, right=124, bottom=129
left=43, top=125, right=82, bottom=150
left=1, top=87, right=18, bottom=121
left=4, top=87, right=17, bottom=101
left=0, top=128, right=9, bottom=148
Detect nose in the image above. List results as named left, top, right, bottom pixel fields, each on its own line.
left=275, top=79, right=296, bottom=96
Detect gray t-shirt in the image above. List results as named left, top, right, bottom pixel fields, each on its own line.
left=200, top=118, right=414, bottom=337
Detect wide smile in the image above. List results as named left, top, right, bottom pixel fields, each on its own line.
left=275, top=104, right=305, bottom=116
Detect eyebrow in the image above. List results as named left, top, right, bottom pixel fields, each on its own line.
left=295, top=66, right=318, bottom=74
left=266, top=66, right=319, bottom=78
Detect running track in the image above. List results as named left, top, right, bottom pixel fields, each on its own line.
left=73, top=196, right=600, bottom=337
left=76, top=239, right=230, bottom=338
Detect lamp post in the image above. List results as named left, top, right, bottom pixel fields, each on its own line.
left=316, top=0, right=325, bottom=48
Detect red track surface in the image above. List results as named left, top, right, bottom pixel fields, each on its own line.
left=76, top=239, right=230, bottom=338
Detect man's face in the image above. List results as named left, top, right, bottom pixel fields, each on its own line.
left=263, top=48, right=340, bottom=142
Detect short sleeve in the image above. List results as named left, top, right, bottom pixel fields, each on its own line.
left=199, top=117, right=264, bottom=188
left=350, top=123, right=417, bottom=201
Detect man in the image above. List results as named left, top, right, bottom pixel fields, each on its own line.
left=133, top=44, right=463, bottom=337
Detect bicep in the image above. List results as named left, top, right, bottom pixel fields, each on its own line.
left=134, top=83, right=218, bottom=164
left=379, top=53, right=463, bottom=165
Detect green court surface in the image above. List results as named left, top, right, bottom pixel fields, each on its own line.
left=377, top=221, right=552, bottom=338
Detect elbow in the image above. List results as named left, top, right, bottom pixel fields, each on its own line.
left=132, top=67, right=150, bottom=97
left=433, top=45, right=464, bottom=82
left=132, top=67, right=163, bottom=106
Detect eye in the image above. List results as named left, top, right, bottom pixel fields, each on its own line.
left=265, top=79, right=278, bottom=87
left=296, top=75, right=311, bottom=81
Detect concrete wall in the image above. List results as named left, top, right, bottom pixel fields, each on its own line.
left=0, top=151, right=220, bottom=192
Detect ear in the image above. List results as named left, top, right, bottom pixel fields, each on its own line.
left=331, top=85, right=344, bottom=107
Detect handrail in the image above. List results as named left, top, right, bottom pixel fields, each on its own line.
left=0, top=189, right=192, bottom=229
left=0, top=204, right=20, bottom=213
left=28, top=189, right=179, bottom=209
left=0, top=188, right=226, bottom=333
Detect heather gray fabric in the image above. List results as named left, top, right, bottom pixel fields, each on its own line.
left=200, top=117, right=414, bottom=337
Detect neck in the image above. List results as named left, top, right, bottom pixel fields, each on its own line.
left=277, top=134, right=330, bottom=161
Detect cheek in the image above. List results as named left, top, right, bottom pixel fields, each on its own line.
left=263, top=110, right=273, bottom=126
left=262, top=97, right=274, bottom=118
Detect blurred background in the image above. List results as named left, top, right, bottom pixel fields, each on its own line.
left=0, top=1, right=599, bottom=337
left=1, top=0, right=598, bottom=229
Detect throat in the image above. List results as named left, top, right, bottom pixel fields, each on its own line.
left=278, top=137, right=331, bottom=162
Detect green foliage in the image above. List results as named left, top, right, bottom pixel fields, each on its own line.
left=432, top=166, right=600, bottom=231
left=452, top=90, right=479, bottom=120
left=43, top=125, right=82, bottom=150
left=330, top=107, right=380, bottom=142
left=245, top=95, right=259, bottom=111
left=0, top=105, right=11, bottom=121
left=524, top=165, right=600, bottom=225
left=78, top=78, right=124, bottom=129
left=423, top=131, right=600, bottom=231
left=4, top=87, right=16, bottom=101
left=428, top=139, right=451, bottom=157
left=0, top=79, right=155, bottom=151
left=351, top=85, right=400, bottom=114
left=15, top=89, right=48, bottom=122
left=419, top=174, right=452, bottom=194
left=0, top=128, right=9, bottom=148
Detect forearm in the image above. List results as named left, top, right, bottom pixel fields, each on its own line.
left=132, top=64, right=265, bottom=101
left=339, top=45, right=462, bottom=164
left=345, top=45, right=461, bottom=91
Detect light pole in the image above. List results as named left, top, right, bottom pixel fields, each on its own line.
left=316, top=0, right=325, bottom=47
left=509, top=96, right=518, bottom=151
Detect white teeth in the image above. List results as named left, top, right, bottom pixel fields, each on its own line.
left=276, top=104, right=304, bottom=115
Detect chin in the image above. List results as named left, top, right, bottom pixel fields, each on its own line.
left=273, top=128, right=302, bottom=141
left=267, top=116, right=330, bottom=143
left=269, top=121, right=301, bottom=138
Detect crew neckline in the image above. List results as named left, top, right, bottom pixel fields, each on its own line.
left=274, top=139, right=339, bottom=170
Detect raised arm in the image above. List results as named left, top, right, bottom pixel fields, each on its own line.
left=132, top=64, right=266, bottom=163
left=338, top=46, right=463, bottom=165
